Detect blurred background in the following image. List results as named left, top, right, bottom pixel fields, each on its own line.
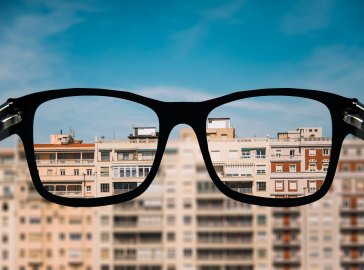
left=1, top=1, right=364, bottom=269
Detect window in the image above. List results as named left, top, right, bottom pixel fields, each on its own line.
left=29, top=217, right=41, bottom=224
left=2, top=235, right=8, bottom=243
left=100, top=151, right=110, bottom=161
left=167, top=198, right=175, bottom=209
left=290, top=149, right=295, bottom=157
left=101, top=232, right=109, bottom=242
left=256, top=165, right=266, bottom=175
left=183, top=216, right=192, bottom=225
left=323, top=148, right=330, bottom=156
left=289, top=180, right=297, bottom=191
left=167, top=248, right=175, bottom=259
left=2, top=203, right=8, bottom=212
left=113, top=182, right=138, bottom=193
left=86, top=186, right=91, bottom=192
left=74, top=169, right=79, bottom=176
left=101, top=249, right=109, bottom=259
left=256, top=182, right=266, bottom=191
left=70, top=233, right=82, bottom=241
left=257, top=215, right=266, bottom=225
left=309, top=160, right=317, bottom=171
left=324, top=247, right=332, bottom=258
left=60, top=169, right=65, bottom=176
left=112, top=165, right=151, bottom=178
left=275, top=164, right=282, bottom=173
left=183, top=231, right=193, bottom=242
left=256, top=148, right=266, bottom=158
left=47, top=169, right=53, bottom=176
left=101, top=216, right=109, bottom=225
left=258, top=249, right=266, bottom=258
left=100, top=184, right=109, bottom=193
left=167, top=216, right=175, bottom=225
left=59, top=233, right=65, bottom=240
left=183, top=248, right=192, bottom=258
left=241, top=150, right=250, bottom=158
left=100, top=167, right=109, bottom=177
left=86, top=169, right=92, bottom=175
left=309, top=180, right=316, bottom=193
left=309, top=148, right=316, bottom=156
left=289, top=164, right=296, bottom=172
left=117, top=151, right=135, bottom=161
left=275, top=180, right=283, bottom=191
left=167, top=232, right=175, bottom=241
left=183, top=199, right=192, bottom=209
left=275, top=149, right=281, bottom=157
left=323, top=162, right=329, bottom=172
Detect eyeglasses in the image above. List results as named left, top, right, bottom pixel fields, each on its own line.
left=1, top=88, right=363, bottom=207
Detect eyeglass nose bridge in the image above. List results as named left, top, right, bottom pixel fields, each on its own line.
left=157, top=101, right=211, bottom=130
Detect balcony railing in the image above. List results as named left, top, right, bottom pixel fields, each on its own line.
left=230, top=187, right=253, bottom=194
left=270, top=155, right=301, bottom=161
left=50, top=191, right=83, bottom=197
left=114, top=188, right=135, bottom=194
left=36, top=159, right=94, bottom=165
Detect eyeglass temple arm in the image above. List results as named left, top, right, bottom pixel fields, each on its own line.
left=343, top=99, right=364, bottom=140
left=0, top=99, right=23, bottom=141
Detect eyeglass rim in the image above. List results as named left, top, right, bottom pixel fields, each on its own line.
left=7, top=88, right=356, bottom=207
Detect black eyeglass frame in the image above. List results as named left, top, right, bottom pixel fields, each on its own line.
left=1, top=88, right=363, bottom=207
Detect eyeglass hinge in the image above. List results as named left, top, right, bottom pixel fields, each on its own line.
left=0, top=99, right=23, bottom=133
left=343, top=100, right=364, bottom=131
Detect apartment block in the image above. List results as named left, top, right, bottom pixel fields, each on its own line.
left=0, top=143, right=95, bottom=270
left=336, top=138, right=364, bottom=270
left=2, top=118, right=364, bottom=269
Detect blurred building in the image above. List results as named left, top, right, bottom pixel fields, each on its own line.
left=336, top=138, right=364, bottom=270
left=0, top=144, right=95, bottom=270
left=1, top=120, right=364, bottom=270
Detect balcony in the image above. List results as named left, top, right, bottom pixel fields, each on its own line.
left=39, top=175, right=95, bottom=182
left=273, top=208, right=300, bottom=215
left=273, top=220, right=300, bottom=230
left=341, top=220, right=364, bottom=229
left=270, top=171, right=326, bottom=179
left=49, top=191, right=83, bottom=197
left=36, top=159, right=94, bottom=165
left=230, top=187, right=253, bottom=194
left=270, top=155, right=302, bottom=161
left=273, top=238, right=301, bottom=247
left=114, top=188, right=135, bottom=194
left=273, top=255, right=301, bottom=265
left=197, top=238, right=253, bottom=248
left=341, top=206, right=364, bottom=214
left=341, top=237, right=364, bottom=247
left=341, top=256, right=364, bottom=264
left=68, top=250, right=83, bottom=266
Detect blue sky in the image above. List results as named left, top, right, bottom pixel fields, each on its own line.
left=1, top=0, right=364, bottom=144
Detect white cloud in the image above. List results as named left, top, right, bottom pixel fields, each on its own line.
left=136, top=85, right=213, bottom=101
left=0, top=1, right=96, bottom=101
left=280, top=45, right=364, bottom=100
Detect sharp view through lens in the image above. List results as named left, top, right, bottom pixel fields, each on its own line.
left=33, top=115, right=331, bottom=199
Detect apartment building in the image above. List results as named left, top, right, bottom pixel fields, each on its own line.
left=0, top=148, right=17, bottom=270
left=3, top=117, right=364, bottom=269
left=35, top=133, right=96, bottom=198
left=336, top=138, right=364, bottom=270
left=92, top=125, right=272, bottom=270
left=0, top=142, right=96, bottom=270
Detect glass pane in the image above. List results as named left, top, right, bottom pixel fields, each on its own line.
left=33, top=96, right=159, bottom=199
left=207, top=96, right=332, bottom=199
